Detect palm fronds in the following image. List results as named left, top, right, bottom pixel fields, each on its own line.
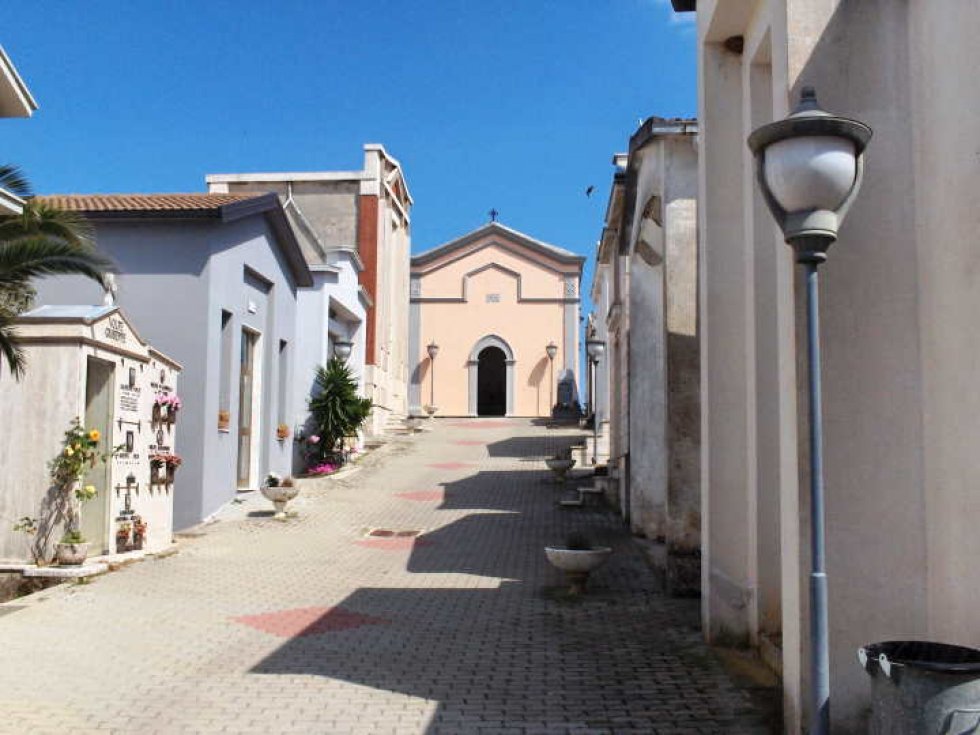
left=0, top=169, right=113, bottom=378
left=0, top=164, right=31, bottom=198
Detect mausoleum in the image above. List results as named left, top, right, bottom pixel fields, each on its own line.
left=409, top=223, right=583, bottom=417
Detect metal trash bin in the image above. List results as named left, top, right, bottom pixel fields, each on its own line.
left=858, top=640, right=980, bottom=734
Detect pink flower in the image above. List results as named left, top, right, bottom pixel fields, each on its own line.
left=307, top=462, right=336, bottom=476
left=308, top=435, right=320, bottom=444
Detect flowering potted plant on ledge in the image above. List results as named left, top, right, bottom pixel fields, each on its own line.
left=49, top=419, right=110, bottom=565
left=260, top=472, right=298, bottom=518
left=153, top=392, right=182, bottom=425
left=276, top=423, right=290, bottom=441
left=132, top=515, right=147, bottom=550
left=116, top=522, right=131, bottom=552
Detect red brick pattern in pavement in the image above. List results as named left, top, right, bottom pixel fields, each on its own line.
left=395, top=490, right=445, bottom=501
left=233, top=607, right=390, bottom=637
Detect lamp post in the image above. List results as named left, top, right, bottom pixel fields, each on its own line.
left=426, top=341, right=439, bottom=413
left=333, top=339, right=354, bottom=363
left=546, top=341, right=558, bottom=415
left=748, top=86, right=871, bottom=735
left=586, top=338, right=605, bottom=465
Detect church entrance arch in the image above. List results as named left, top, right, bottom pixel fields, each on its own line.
left=477, top=347, right=507, bottom=416
left=467, top=335, right=515, bottom=416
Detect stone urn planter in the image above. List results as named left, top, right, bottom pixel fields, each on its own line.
left=545, top=457, right=575, bottom=483
left=423, top=405, right=438, bottom=417
left=55, top=541, right=90, bottom=566
left=545, top=542, right=612, bottom=594
left=260, top=475, right=299, bottom=518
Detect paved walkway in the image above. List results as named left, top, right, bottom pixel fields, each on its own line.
left=0, top=419, right=774, bottom=734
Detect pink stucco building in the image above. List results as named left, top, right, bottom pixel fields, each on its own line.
left=409, top=223, right=584, bottom=417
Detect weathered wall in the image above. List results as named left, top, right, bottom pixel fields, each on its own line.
left=691, top=0, right=980, bottom=731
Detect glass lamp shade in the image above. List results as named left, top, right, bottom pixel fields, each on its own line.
left=333, top=340, right=353, bottom=361
left=426, top=342, right=440, bottom=360
left=586, top=340, right=605, bottom=363
left=546, top=342, right=558, bottom=360
left=763, top=135, right=858, bottom=213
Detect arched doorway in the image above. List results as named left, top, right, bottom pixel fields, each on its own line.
left=477, top=346, right=507, bottom=416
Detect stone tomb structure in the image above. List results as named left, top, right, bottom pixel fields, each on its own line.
left=0, top=305, right=181, bottom=561
left=410, top=223, right=584, bottom=417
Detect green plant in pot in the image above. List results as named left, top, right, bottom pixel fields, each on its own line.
left=306, top=357, right=372, bottom=470
left=49, top=419, right=108, bottom=565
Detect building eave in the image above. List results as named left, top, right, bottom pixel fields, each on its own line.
left=671, top=0, right=696, bottom=11
left=0, top=46, right=37, bottom=118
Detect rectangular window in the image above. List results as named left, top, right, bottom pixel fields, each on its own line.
left=218, top=310, right=233, bottom=430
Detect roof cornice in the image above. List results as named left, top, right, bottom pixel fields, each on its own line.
left=412, top=222, right=585, bottom=269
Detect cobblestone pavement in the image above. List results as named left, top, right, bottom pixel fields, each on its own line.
left=0, top=419, right=774, bottom=734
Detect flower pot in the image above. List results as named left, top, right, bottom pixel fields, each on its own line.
left=544, top=546, right=612, bottom=594
left=260, top=484, right=300, bottom=518
left=545, top=457, right=575, bottom=483
left=56, top=541, right=90, bottom=566
left=424, top=405, right=438, bottom=417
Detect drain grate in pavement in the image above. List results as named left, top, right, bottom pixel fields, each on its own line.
left=366, top=528, right=422, bottom=538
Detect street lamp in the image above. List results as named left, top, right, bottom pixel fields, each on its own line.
left=585, top=338, right=605, bottom=465
left=333, top=339, right=354, bottom=363
left=546, top=341, right=558, bottom=416
left=426, top=341, right=439, bottom=413
left=748, top=86, right=871, bottom=735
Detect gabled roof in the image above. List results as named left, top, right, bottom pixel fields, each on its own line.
left=412, top=222, right=585, bottom=269
left=40, top=193, right=270, bottom=217
left=0, top=46, right=37, bottom=118
left=37, top=193, right=313, bottom=287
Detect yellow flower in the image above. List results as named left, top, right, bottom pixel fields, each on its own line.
left=64, top=447, right=74, bottom=457
left=88, top=429, right=100, bottom=442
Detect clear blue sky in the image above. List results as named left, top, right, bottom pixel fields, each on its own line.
left=1, top=0, right=695, bottom=316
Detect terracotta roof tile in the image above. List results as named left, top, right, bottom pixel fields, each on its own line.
left=37, top=193, right=266, bottom=213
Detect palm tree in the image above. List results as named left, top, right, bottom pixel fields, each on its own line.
left=0, top=165, right=113, bottom=378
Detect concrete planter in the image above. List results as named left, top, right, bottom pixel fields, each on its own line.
left=545, top=457, right=575, bottom=483
left=545, top=546, right=612, bottom=594
left=55, top=541, right=90, bottom=566
left=260, top=484, right=299, bottom=518
left=423, top=405, right=438, bottom=417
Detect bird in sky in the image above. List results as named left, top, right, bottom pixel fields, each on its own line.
left=585, top=185, right=595, bottom=197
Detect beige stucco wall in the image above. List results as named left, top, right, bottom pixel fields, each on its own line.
left=413, top=232, right=580, bottom=417
left=691, top=1, right=980, bottom=731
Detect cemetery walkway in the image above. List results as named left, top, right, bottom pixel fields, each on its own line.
left=0, top=419, right=776, bottom=734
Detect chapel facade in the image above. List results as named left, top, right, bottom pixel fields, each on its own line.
left=409, top=223, right=584, bottom=418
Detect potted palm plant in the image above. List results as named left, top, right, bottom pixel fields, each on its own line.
left=306, top=358, right=372, bottom=471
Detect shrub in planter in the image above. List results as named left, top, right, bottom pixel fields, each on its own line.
left=306, top=358, right=372, bottom=470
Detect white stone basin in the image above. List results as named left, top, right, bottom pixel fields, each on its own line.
left=545, top=458, right=575, bottom=474
left=544, top=546, right=612, bottom=573
left=260, top=484, right=299, bottom=517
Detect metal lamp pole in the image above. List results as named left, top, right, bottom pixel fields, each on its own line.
left=546, top=341, right=558, bottom=415
left=749, top=87, right=871, bottom=735
left=426, top=341, right=439, bottom=411
left=585, top=338, right=605, bottom=465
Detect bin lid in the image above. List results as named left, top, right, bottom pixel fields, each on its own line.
left=864, top=641, right=980, bottom=673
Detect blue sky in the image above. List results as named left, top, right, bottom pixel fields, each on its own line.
left=1, top=0, right=695, bottom=313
